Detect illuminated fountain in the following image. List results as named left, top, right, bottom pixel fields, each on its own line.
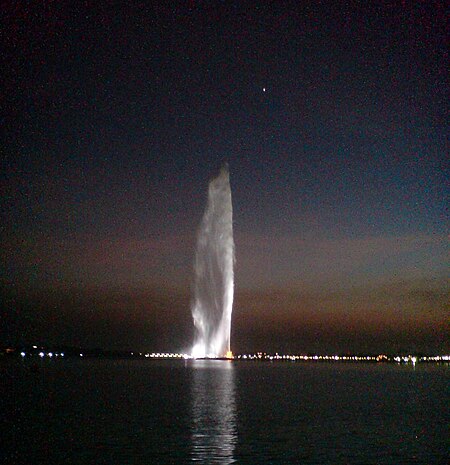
left=191, top=165, right=234, bottom=359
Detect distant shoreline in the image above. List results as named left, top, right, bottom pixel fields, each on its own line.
left=3, top=346, right=449, bottom=364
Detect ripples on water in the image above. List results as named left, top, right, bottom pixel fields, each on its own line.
left=4, top=359, right=449, bottom=464
left=191, top=361, right=236, bottom=464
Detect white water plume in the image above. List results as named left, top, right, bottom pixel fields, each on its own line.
left=191, top=165, right=234, bottom=358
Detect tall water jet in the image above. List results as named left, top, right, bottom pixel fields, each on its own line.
left=191, top=165, right=234, bottom=358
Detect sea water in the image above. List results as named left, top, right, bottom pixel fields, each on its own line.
left=4, top=359, right=448, bottom=464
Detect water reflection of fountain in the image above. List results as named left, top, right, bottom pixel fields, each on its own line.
left=191, top=361, right=237, bottom=464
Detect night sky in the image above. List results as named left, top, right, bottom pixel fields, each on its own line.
left=2, top=1, right=448, bottom=354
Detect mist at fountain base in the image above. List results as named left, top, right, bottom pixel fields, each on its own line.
left=191, top=344, right=234, bottom=360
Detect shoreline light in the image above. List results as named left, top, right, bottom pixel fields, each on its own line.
left=7, top=349, right=449, bottom=363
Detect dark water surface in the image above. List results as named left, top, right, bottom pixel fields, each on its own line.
left=4, top=359, right=448, bottom=464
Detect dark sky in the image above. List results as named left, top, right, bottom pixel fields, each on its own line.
left=2, top=1, right=448, bottom=354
